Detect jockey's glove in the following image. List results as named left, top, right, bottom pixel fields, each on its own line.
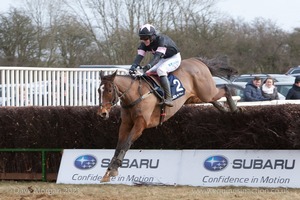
left=129, top=64, right=137, bottom=75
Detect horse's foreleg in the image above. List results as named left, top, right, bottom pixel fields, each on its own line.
left=101, top=135, right=130, bottom=182
left=101, top=119, right=145, bottom=182
left=101, top=155, right=122, bottom=182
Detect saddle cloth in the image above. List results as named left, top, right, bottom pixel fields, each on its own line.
left=143, top=74, right=185, bottom=100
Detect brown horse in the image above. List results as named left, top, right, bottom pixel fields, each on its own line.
left=97, top=57, right=238, bottom=182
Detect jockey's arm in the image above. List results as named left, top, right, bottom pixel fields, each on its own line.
left=132, top=54, right=144, bottom=67
left=145, top=52, right=164, bottom=70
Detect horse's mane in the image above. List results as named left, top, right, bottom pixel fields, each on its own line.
left=101, top=72, right=131, bottom=81
left=196, top=55, right=238, bottom=80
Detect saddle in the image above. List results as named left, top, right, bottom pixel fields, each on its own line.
left=142, top=72, right=185, bottom=101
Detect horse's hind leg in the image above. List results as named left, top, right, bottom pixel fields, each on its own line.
left=210, top=85, right=229, bottom=112
left=211, top=86, right=226, bottom=102
left=223, top=85, right=238, bottom=113
left=211, top=85, right=238, bottom=113
left=212, top=101, right=229, bottom=112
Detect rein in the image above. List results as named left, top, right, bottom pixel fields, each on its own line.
left=100, top=76, right=143, bottom=109
left=120, top=77, right=154, bottom=109
left=102, top=75, right=162, bottom=111
left=101, top=76, right=143, bottom=109
left=119, top=75, right=166, bottom=125
left=102, top=74, right=167, bottom=125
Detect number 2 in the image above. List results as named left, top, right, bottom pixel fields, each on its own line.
left=173, top=79, right=184, bottom=92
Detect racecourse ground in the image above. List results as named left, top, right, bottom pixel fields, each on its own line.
left=0, top=181, right=299, bottom=200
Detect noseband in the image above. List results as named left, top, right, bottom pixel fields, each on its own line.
left=100, top=82, right=120, bottom=108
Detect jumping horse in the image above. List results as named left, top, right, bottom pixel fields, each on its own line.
left=97, top=57, right=238, bottom=182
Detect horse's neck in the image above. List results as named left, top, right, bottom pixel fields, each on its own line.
left=114, top=76, right=142, bottom=104
left=115, top=75, right=134, bottom=93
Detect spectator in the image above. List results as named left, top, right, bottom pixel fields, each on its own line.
left=286, top=76, right=300, bottom=99
left=261, top=77, right=279, bottom=100
left=244, top=76, right=270, bottom=101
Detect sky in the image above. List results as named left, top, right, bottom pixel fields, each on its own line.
left=0, top=0, right=299, bottom=32
left=216, top=0, right=300, bottom=32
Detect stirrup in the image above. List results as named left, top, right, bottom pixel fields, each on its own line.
left=159, top=99, right=174, bottom=107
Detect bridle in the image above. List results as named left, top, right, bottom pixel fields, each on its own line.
left=99, top=82, right=120, bottom=108
left=99, top=77, right=136, bottom=108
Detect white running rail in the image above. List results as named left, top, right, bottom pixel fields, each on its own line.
left=0, top=67, right=128, bottom=106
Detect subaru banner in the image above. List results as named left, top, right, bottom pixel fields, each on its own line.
left=57, top=149, right=300, bottom=188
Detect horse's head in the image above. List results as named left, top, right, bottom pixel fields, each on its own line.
left=97, top=71, right=119, bottom=120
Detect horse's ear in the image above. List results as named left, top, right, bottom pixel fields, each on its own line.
left=100, top=71, right=105, bottom=79
left=111, top=70, right=118, bottom=80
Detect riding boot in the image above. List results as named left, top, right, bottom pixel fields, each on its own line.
left=160, top=76, right=174, bottom=107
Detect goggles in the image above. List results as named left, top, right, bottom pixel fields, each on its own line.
left=140, top=36, right=150, bottom=41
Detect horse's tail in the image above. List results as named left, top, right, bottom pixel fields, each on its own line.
left=196, top=55, right=238, bottom=80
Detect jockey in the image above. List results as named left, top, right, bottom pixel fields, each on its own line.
left=129, top=24, right=181, bottom=107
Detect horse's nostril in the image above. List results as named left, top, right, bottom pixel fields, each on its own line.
left=102, top=113, right=109, bottom=120
left=98, top=110, right=109, bottom=120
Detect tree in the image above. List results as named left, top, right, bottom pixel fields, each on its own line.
left=0, top=9, right=39, bottom=66
left=54, top=15, right=94, bottom=67
left=0, top=0, right=299, bottom=72
left=287, top=29, right=300, bottom=69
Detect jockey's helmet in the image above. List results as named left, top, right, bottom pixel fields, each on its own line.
left=139, top=24, right=156, bottom=40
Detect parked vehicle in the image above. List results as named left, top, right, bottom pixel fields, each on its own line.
left=274, top=82, right=294, bottom=97
left=224, top=76, right=287, bottom=100
left=286, top=66, right=300, bottom=76
left=232, top=74, right=295, bottom=90
left=213, top=76, right=246, bottom=101
left=232, top=74, right=295, bottom=83
left=265, top=74, right=295, bottom=82
left=79, top=65, right=130, bottom=70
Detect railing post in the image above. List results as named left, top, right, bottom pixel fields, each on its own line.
left=42, top=150, right=46, bottom=182
left=0, top=148, right=62, bottom=181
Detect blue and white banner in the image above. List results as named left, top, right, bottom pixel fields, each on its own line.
left=57, top=149, right=300, bottom=188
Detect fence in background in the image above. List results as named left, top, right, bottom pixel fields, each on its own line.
left=1, top=67, right=300, bottom=107
left=0, top=67, right=128, bottom=106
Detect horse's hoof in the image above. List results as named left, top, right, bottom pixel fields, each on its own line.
left=235, top=107, right=244, bottom=113
left=110, top=169, right=119, bottom=177
left=100, top=171, right=111, bottom=183
left=100, top=175, right=110, bottom=183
